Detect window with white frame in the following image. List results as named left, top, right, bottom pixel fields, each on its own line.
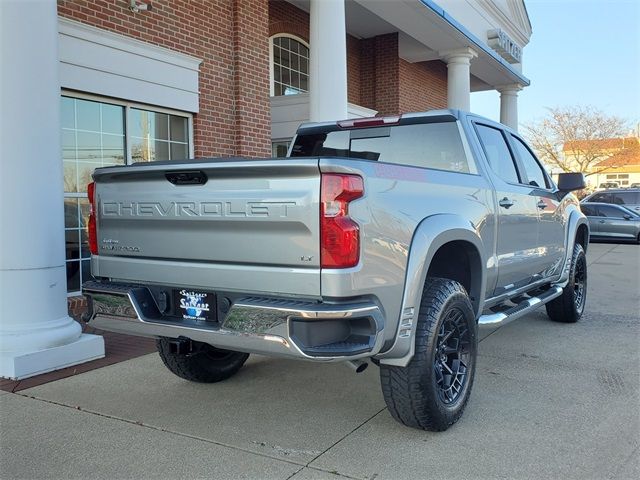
left=271, top=35, right=309, bottom=96
left=61, top=94, right=192, bottom=295
left=272, top=140, right=291, bottom=157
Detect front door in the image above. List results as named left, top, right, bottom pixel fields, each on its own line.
left=508, top=134, right=565, bottom=277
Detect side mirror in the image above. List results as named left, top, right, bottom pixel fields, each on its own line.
left=557, top=172, right=586, bottom=192
left=623, top=214, right=632, bottom=220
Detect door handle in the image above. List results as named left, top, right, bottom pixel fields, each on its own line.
left=598, top=220, right=605, bottom=223
left=499, top=197, right=514, bottom=209
left=537, top=200, right=547, bottom=210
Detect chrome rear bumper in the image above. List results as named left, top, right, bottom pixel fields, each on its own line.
left=82, top=281, right=385, bottom=361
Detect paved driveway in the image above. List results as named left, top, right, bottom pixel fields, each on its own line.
left=1, top=243, right=638, bottom=479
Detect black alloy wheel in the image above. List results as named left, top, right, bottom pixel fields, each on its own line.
left=433, top=308, right=472, bottom=405
left=572, top=251, right=587, bottom=315
left=546, top=242, right=587, bottom=323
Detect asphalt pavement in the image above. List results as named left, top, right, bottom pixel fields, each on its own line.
left=1, top=242, right=639, bottom=480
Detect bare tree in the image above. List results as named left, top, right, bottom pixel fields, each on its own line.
left=522, top=106, right=629, bottom=175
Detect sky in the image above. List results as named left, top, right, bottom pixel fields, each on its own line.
left=470, top=0, right=640, bottom=129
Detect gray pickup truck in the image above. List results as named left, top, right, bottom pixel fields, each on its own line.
left=83, top=110, right=589, bottom=431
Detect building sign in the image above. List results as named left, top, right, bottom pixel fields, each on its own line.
left=487, top=29, right=522, bottom=64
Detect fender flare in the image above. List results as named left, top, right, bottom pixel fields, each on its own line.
left=556, top=207, right=590, bottom=286
left=378, top=214, right=486, bottom=366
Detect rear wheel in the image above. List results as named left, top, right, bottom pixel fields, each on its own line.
left=380, top=278, right=477, bottom=431
left=546, top=242, right=587, bottom=323
left=157, top=338, right=249, bottom=383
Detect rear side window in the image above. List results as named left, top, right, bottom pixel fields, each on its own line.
left=580, top=205, right=596, bottom=216
left=475, top=124, right=520, bottom=184
left=290, top=123, right=475, bottom=173
left=612, top=192, right=640, bottom=205
left=599, top=205, right=625, bottom=218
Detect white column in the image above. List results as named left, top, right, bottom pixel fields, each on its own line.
left=309, top=0, right=348, bottom=122
left=498, top=84, right=523, bottom=130
left=440, top=47, right=478, bottom=111
left=0, top=0, right=104, bottom=380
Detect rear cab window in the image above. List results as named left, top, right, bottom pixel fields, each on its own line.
left=290, top=122, right=477, bottom=174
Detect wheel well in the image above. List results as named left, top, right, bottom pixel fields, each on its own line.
left=426, top=240, right=481, bottom=315
left=576, top=223, right=589, bottom=251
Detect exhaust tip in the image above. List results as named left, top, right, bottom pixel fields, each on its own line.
left=346, top=360, right=368, bottom=373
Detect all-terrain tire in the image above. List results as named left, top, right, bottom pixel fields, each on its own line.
left=380, top=277, right=477, bottom=431
left=157, top=338, right=249, bottom=383
left=545, top=242, right=587, bottom=323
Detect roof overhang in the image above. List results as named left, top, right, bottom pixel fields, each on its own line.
left=285, top=0, right=530, bottom=91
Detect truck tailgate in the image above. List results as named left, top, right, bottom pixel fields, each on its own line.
left=91, top=158, right=321, bottom=296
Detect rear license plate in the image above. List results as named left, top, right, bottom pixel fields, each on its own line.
left=174, top=289, right=216, bottom=321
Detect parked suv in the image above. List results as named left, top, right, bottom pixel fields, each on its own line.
left=581, top=188, right=640, bottom=213
left=581, top=202, right=640, bottom=243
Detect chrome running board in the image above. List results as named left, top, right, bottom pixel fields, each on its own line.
left=478, top=286, right=563, bottom=329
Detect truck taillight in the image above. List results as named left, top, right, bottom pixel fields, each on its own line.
left=320, top=173, right=363, bottom=268
left=87, top=181, right=98, bottom=255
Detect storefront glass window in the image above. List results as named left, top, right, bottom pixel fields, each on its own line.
left=130, top=109, right=189, bottom=162
left=62, top=97, right=125, bottom=293
left=61, top=95, right=191, bottom=295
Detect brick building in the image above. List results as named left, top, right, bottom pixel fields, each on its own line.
left=0, top=0, right=532, bottom=378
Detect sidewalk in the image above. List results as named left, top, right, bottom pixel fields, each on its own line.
left=1, top=243, right=639, bottom=480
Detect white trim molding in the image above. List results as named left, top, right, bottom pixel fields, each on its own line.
left=58, top=17, right=202, bottom=112
left=271, top=93, right=377, bottom=140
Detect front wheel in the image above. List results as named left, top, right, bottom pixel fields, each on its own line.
left=546, top=242, right=587, bottom=323
left=157, top=338, right=249, bottom=383
left=380, top=277, right=477, bottom=431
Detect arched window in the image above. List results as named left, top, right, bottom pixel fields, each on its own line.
left=270, top=35, right=309, bottom=96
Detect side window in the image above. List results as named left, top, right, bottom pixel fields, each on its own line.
left=580, top=205, right=595, bottom=216
left=510, top=135, right=549, bottom=188
left=590, top=193, right=609, bottom=203
left=475, top=124, right=520, bottom=184
left=612, top=192, right=638, bottom=205
left=599, top=206, right=623, bottom=218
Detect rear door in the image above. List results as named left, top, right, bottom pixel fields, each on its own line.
left=597, top=205, right=636, bottom=239
left=473, top=123, right=540, bottom=294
